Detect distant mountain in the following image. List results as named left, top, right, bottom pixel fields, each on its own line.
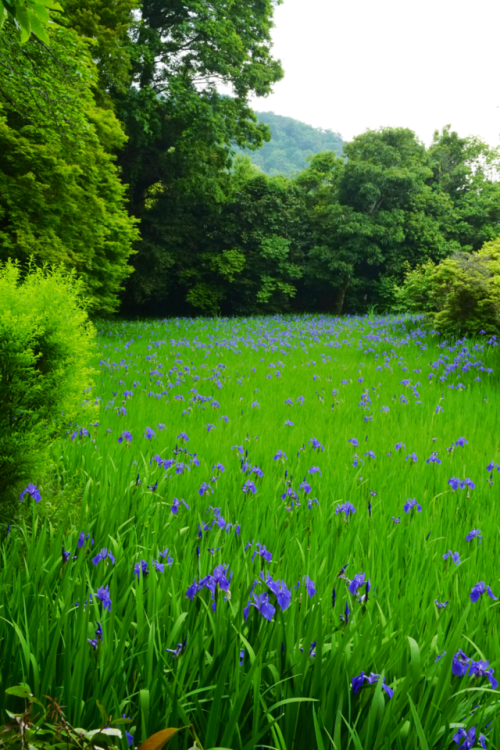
left=238, top=111, right=344, bottom=177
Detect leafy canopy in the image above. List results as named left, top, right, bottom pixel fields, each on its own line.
left=0, top=22, right=139, bottom=313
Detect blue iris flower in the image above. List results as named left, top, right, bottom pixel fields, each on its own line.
left=443, top=550, right=461, bottom=565
left=466, top=529, right=482, bottom=544
left=20, top=484, right=41, bottom=503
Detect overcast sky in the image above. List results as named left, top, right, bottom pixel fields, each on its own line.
left=249, top=0, right=500, bottom=147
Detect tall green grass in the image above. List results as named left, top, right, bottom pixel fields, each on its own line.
left=2, top=314, right=500, bottom=749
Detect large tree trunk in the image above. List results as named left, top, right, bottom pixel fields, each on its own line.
left=333, top=278, right=350, bottom=315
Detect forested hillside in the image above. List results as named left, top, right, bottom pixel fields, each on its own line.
left=239, top=111, right=344, bottom=175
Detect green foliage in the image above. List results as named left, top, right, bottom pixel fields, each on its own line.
left=395, top=238, right=500, bottom=335
left=237, top=110, right=344, bottom=176
left=0, top=23, right=139, bottom=314
left=61, top=0, right=139, bottom=107
left=0, top=686, right=127, bottom=750
left=0, top=261, right=95, bottom=516
left=181, top=173, right=308, bottom=315
left=0, top=0, right=60, bottom=44
left=113, top=0, right=284, bottom=312
left=428, top=126, right=500, bottom=251
left=296, top=129, right=460, bottom=314
left=1, top=315, right=499, bottom=748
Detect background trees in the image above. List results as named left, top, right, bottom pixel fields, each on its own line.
left=1, top=0, right=500, bottom=319
left=0, top=22, right=139, bottom=313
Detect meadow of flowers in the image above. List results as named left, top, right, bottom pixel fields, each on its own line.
left=3, top=313, right=500, bottom=750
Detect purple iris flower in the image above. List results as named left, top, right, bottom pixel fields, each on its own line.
left=199, top=482, right=213, bottom=496
left=453, top=727, right=486, bottom=750
left=352, top=671, right=394, bottom=699
left=348, top=438, right=358, bottom=447
left=403, top=498, right=422, bottom=514
left=339, top=601, right=350, bottom=624
left=299, top=479, right=312, bottom=494
left=273, top=450, right=287, bottom=461
left=449, top=477, right=475, bottom=491
left=443, top=550, right=461, bottom=565
left=88, top=622, right=103, bottom=650
left=435, top=651, right=447, bottom=662
left=469, top=660, right=499, bottom=689
left=348, top=573, right=366, bottom=595
left=242, top=480, right=257, bottom=494
left=77, top=532, right=93, bottom=548
left=177, top=432, right=189, bottom=441
left=308, top=466, right=321, bottom=475
left=394, top=442, right=405, bottom=451
left=118, top=431, right=133, bottom=443
left=470, top=581, right=498, bottom=603
left=244, top=592, right=275, bottom=622
left=466, top=529, right=482, bottom=544
left=405, top=452, right=418, bottom=463
left=92, top=548, right=116, bottom=566
left=95, top=586, right=112, bottom=611
left=434, top=600, right=449, bottom=609
left=364, top=451, right=376, bottom=460
left=186, top=579, right=198, bottom=600
left=262, top=571, right=291, bottom=610
left=455, top=437, right=468, bottom=447
left=166, top=637, right=187, bottom=657
left=251, top=543, right=273, bottom=563
left=133, top=560, right=149, bottom=578
left=308, top=497, right=319, bottom=509
left=309, top=437, right=324, bottom=451
left=426, top=452, right=441, bottom=465
left=62, top=547, right=70, bottom=563
left=20, top=484, right=41, bottom=503
left=303, top=576, right=316, bottom=597
left=336, top=501, right=356, bottom=517
left=206, top=424, right=216, bottom=432
left=392, top=516, right=401, bottom=524
left=171, top=497, right=189, bottom=514
left=144, top=427, right=155, bottom=440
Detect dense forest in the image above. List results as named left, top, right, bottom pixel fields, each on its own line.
left=236, top=111, right=344, bottom=176
left=1, top=0, right=500, bottom=319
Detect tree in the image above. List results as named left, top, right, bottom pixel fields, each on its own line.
left=183, top=171, right=308, bottom=315
left=297, top=129, right=459, bottom=314
left=61, top=0, right=139, bottom=108
left=0, top=0, right=59, bottom=44
left=0, top=23, right=139, bottom=313
left=394, top=238, right=500, bottom=335
left=428, top=126, right=500, bottom=252
left=114, top=0, right=284, bottom=313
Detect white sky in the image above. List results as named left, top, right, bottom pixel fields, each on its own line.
left=249, top=0, right=500, bottom=148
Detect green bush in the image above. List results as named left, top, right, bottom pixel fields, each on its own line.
left=394, top=238, right=500, bottom=335
left=0, top=261, right=96, bottom=520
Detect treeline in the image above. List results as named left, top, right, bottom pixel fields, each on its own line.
left=235, top=111, right=344, bottom=176
left=1, top=3, right=500, bottom=318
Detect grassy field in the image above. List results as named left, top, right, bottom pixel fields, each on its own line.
left=2, top=313, right=500, bottom=750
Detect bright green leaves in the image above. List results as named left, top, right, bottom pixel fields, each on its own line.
left=0, top=0, right=61, bottom=44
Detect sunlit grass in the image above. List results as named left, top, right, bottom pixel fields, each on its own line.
left=2, top=313, right=500, bottom=750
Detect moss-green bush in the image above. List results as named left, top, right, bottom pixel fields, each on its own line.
left=394, top=238, right=500, bottom=335
left=0, top=262, right=96, bottom=520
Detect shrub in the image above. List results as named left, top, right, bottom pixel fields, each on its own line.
left=0, top=262, right=96, bottom=520
left=394, top=238, right=500, bottom=335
